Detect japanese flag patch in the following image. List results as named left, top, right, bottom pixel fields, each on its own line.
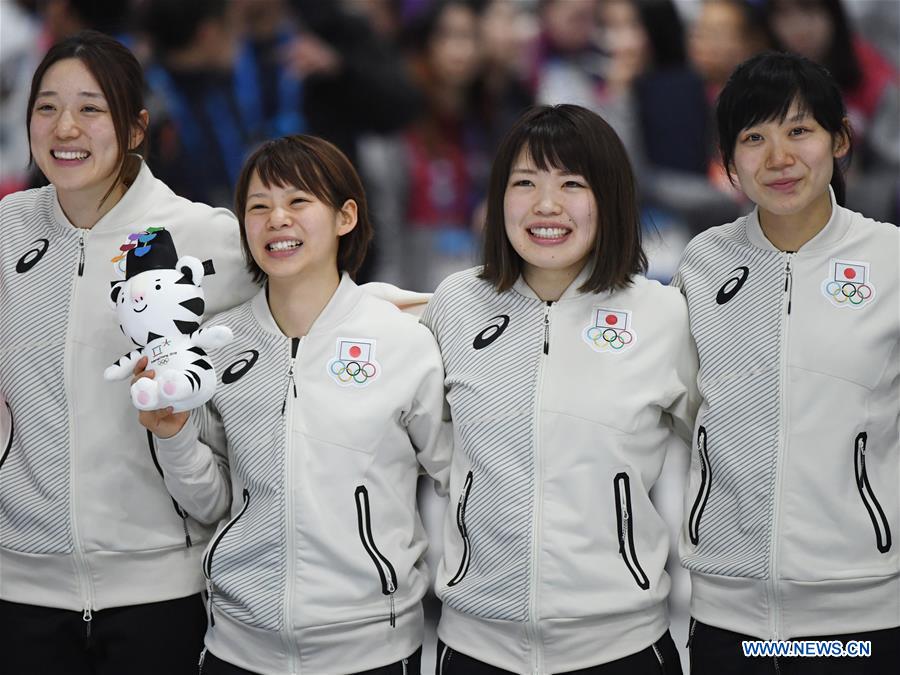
left=327, top=338, right=380, bottom=386
left=821, top=258, right=875, bottom=309
left=583, top=308, right=636, bottom=353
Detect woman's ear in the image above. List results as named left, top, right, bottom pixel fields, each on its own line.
left=833, top=117, right=852, bottom=159
left=130, top=109, right=150, bottom=151
left=336, top=199, right=358, bottom=236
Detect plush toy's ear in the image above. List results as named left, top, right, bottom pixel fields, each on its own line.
left=109, top=281, right=125, bottom=309
left=175, top=256, right=205, bottom=286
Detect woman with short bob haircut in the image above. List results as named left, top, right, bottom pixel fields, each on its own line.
left=0, top=30, right=254, bottom=674
left=138, top=135, right=450, bottom=674
left=422, top=104, right=698, bottom=673
left=480, top=104, right=647, bottom=294
left=674, top=52, right=898, bottom=673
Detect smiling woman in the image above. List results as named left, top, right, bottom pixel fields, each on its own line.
left=0, top=30, right=256, bottom=675
left=674, top=52, right=899, bottom=674
left=420, top=105, right=699, bottom=674
left=136, top=135, right=451, bottom=675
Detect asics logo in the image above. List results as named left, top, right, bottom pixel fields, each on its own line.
left=15, top=239, right=50, bottom=274
left=222, top=350, right=259, bottom=384
left=473, top=315, right=510, bottom=350
left=716, top=266, right=749, bottom=305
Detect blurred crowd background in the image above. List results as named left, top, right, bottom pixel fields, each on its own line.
left=1, top=0, right=898, bottom=290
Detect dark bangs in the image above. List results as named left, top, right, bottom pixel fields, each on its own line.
left=717, top=52, right=851, bottom=201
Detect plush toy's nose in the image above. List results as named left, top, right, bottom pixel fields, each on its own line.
left=130, top=289, right=145, bottom=303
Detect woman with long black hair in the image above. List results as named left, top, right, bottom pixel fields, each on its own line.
left=0, top=31, right=255, bottom=674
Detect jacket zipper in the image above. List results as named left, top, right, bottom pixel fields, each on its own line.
left=613, top=472, right=650, bottom=589
left=282, top=336, right=302, bottom=673
left=528, top=301, right=552, bottom=673
left=355, top=485, right=399, bottom=626
left=0, top=400, right=13, bottom=470
left=767, top=251, right=794, bottom=639
left=542, top=301, right=552, bottom=354
left=651, top=641, right=664, bottom=670
left=854, top=432, right=892, bottom=553
left=280, top=337, right=300, bottom=415
left=202, top=488, right=250, bottom=626
left=67, top=235, right=95, bottom=623
left=77, top=230, right=85, bottom=276
left=688, top=426, right=711, bottom=545
left=447, top=471, right=474, bottom=586
left=146, top=430, right=193, bottom=547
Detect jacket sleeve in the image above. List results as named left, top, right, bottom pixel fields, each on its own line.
left=400, top=329, right=452, bottom=497
left=152, top=402, right=231, bottom=525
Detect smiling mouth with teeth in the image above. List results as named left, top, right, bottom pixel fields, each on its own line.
left=52, top=150, right=90, bottom=160
left=267, top=240, right=303, bottom=252
left=528, top=226, right=571, bottom=239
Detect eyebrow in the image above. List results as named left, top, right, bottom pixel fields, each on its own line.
left=510, top=167, right=579, bottom=176
left=36, top=90, right=106, bottom=99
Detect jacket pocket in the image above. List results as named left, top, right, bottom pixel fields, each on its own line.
left=447, top=470, right=473, bottom=587
left=854, top=432, right=891, bottom=554
left=354, top=485, right=399, bottom=625
left=688, top=426, right=711, bottom=546
left=0, top=400, right=12, bottom=472
left=203, top=488, right=251, bottom=581
left=614, top=472, right=650, bottom=590
left=146, top=430, right=194, bottom=547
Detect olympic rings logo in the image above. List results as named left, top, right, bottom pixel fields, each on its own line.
left=824, top=280, right=873, bottom=306
left=584, top=326, right=635, bottom=351
left=329, top=358, right=378, bottom=384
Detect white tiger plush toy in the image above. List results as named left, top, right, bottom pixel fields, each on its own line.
left=103, top=227, right=232, bottom=412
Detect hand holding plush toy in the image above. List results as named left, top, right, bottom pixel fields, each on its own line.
left=103, top=228, right=232, bottom=412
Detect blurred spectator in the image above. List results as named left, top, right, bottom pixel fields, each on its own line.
left=0, top=1, right=40, bottom=197
left=763, top=0, right=899, bottom=220
left=688, top=0, right=773, bottom=103
left=595, top=0, right=742, bottom=278
left=359, top=0, right=489, bottom=290
left=472, top=0, right=534, bottom=155
left=139, top=0, right=422, bottom=218
left=141, top=0, right=252, bottom=207
left=531, top=0, right=604, bottom=109
left=288, top=0, right=424, bottom=165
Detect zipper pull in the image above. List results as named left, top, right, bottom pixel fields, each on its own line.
left=784, top=256, right=793, bottom=314
left=389, top=593, right=396, bottom=628
left=78, top=232, right=85, bottom=276
left=282, top=338, right=301, bottom=414
left=205, top=578, right=215, bottom=627
left=543, top=302, right=552, bottom=355
left=82, top=608, right=93, bottom=639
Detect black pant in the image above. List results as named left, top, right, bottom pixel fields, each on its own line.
left=435, top=631, right=682, bottom=674
left=688, top=619, right=899, bottom=675
left=201, top=646, right=422, bottom=675
left=0, top=594, right=207, bottom=675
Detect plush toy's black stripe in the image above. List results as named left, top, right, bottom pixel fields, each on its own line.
left=193, top=358, right=212, bottom=371
left=173, top=320, right=200, bottom=334
left=179, top=297, right=204, bottom=316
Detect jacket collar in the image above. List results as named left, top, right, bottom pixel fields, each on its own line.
left=512, top=263, right=596, bottom=302
left=51, top=161, right=161, bottom=235
left=745, top=186, right=851, bottom=253
left=251, top=272, right=363, bottom=338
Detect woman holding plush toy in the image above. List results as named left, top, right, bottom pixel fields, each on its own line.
left=0, top=31, right=255, bottom=674
left=137, top=134, right=451, bottom=675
